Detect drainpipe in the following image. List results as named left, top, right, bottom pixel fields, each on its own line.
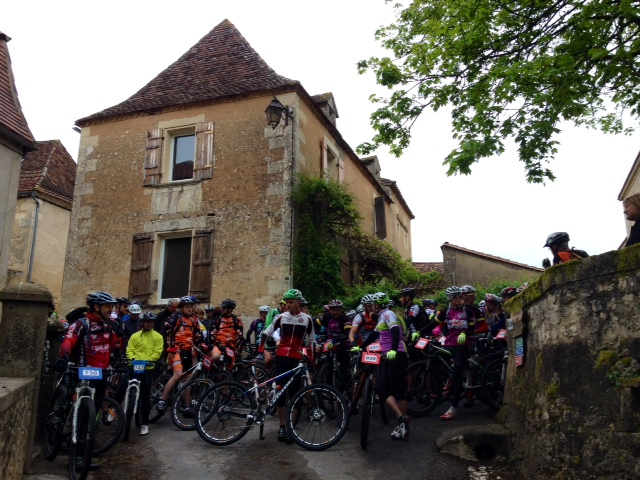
left=288, top=105, right=295, bottom=289
left=27, top=192, right=40, bottom=282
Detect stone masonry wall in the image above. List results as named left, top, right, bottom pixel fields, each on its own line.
left=0, top=381, right=33, bottom=480
left=502, top=244, right=640, bottom=479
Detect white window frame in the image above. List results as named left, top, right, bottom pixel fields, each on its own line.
left=163, top=126, right=196, bottom=182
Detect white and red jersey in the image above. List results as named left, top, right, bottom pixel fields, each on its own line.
left=260, top=311, right=315, bottom=360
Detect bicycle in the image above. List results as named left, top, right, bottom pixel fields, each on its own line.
left=315, top=339, right=355, bottom=397
left=119, top=360, right=159, bottom=441
left=43, top=363, right=100, bottom=480
left=194, top=349, right=350, bottom=450
left=356, top=344, right=389, bottom=449
left=480, top=344, right=509, bottom=410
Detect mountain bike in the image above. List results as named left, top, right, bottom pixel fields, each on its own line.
left=357, top=345, right=388, bottom=449
left=194, top=349, right=350, bottom=450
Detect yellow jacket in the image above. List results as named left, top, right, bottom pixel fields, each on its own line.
left=126, top=328, right=164, bottom=364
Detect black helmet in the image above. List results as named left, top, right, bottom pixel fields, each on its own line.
left=422, top=298, right=436, bottom=307
left=220, top=299, right=236, bottom=309
left=87, top=292, right=118, bottom=306
left=178, top=296, right=194, bottom=306
left=115, top=297, right=130, bottom=305
left=204, top=304, right=215, bottom=312
left=544, top=232, right=570, bottom=248
left=399, top=287, right=416, bottom=298
left=141, top=312, right=156, bottom=322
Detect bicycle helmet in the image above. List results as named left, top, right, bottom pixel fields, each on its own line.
left=361, top=294, right=375, bottom=305
left=445, top=286, right=462, bottom=300
left=478, top=300, right=486, bottom=309
left=328, top=299, right=344, bottom=309
left=259, top=305, right=271, bottom=313
left=141, top=312, right=156, bottom=322
left=461, top=285, right=476, bottom=294
left=204, top=304, right=215, bottom=312
left=387, top=300, right=395, bottom=308
left=501, top=287, right=517, bottom=298
left=86, top=292, right=118, bottom=306
left=422, top=298, right=436, bottom=307
left=220, top=299, right=236, bottom=309
left=544, top=232, right=570, bottom=248
left=115, top=297, right=130, bottom=305
left=399, top=287, right=416, bottom=298
left=300, top=297, right=309, bottom=306
left=347, top=310, right=356, bottom=320
left=178, top=296, right=194, bottom=306
left=485, top=293, right=503, bottom=305
left=282, top=289, right=303, bottom=300
left=372, top=292, right=389, bottom=306
left=356, top=304, right=365, bottom=314
left=128, top=303, right=142, bottom=314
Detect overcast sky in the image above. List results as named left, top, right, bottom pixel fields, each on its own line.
left=4, top=1, right=639, bottom=270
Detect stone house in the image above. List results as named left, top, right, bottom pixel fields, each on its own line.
left=618, top=149, right=640, bottom=245
left=62, top=20, right=413, bottom=315
left=0, top=31, right=37, bottom=295
left=9, top=140, right=76, bottom=308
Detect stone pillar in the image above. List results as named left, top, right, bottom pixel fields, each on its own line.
left=0, top=282, right=53, bottom=473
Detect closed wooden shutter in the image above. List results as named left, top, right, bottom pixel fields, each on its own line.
left=321, top=138, right=327, bottom=176
left=374, top=196, right=387, bottom=240
left=129, top=233, right=154, bottom=303
left=144, top=129, right=163, bottom=186
left=337, top=156, right=344, bottom=182
left=194, top=121, right=214, bottom=180
left=189, top=229, right=214, bottom=301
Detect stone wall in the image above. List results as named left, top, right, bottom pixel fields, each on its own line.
left=501, top=244, right=640, bottom=479
left=0, top=378, right=34, bottom=480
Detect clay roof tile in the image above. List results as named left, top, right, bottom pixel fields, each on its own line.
left=19, top=140, right=76, bottom=205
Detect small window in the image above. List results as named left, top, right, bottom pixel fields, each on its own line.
left=172, top=134, right=195, bottom=181
left=161, top=237, right=192, bottom=299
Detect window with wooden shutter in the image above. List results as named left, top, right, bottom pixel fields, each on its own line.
left=337, top=156, right=344, bottom=182
left=374, top=196, right=387, bottom=240
left=189, top=229, right=214, bottom=302
left=144, top=129, right=163, bottom=186
left=194, top=121, right=214, bottom=180
left=129, top=234, right=154, bottom=303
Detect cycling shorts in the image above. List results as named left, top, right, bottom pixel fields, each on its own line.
left=169, top=350, right=194, bottom=372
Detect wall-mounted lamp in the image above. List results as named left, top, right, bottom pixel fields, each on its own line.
left=265, top=97, right=290, bottom=129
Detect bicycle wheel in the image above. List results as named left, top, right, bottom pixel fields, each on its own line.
left=406, top=362, right=446, bottom=417
left=94, top=397, right=124, bottom=455
left=207, top=368, right=233, bottom=384
left=286, top=383, right=349, bottom=451
left=234, top=363, right=269, bottom=387
left=481, top=356, right=507, bottom=410
left=360, top=377, right=373, bottom=449
left=316, top=363, right=338, bottom=388
left=195, top=381, right=255, bottom=446
left=172, top=378, right=214, bottom=431
left=123, top=391, right=135, bottom=442
left=68, top=397, right=96, bottom=480
left=148, top=371, right=171, bottom=423
left=43, top=385, right=68, bottom=461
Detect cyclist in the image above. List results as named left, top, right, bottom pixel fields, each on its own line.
left=154, top=298, right=178, bottom=334
left=423, top=299, right=437, bottom=317
left=322, top=299, right=352, bottom=375
left=158, top=296, right=203, bottom=412
left=125, top=311, right=163, bottom=435
left=300, top=297, right=310, bottom=315
left=57, top=292, right=120, bottom=468
left=544, top=231, right=585, bottom=265
left=461, top=285, right=488, bottom=334
left=400, top=287, right=432, bottom=344
left=246, top=306, right=270, bottom=344
left=436, top=286, right=477, bottom=420
left=200, top=304, right=217, bottom=339
left=210, top=299, right=244, bottom=368
left=485, top=294, right=506, bottom=336
left=122, top=302, right=143, bottom=344
left=353, top=292, right=409, bottom=439
left=255, top=289, right=315, bottom=444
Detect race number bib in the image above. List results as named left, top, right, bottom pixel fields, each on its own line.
left=132, top=360, right=147, bottom=373
left=78, top=367, right=102, bottom=380
left=367, top=342, right=381, bottom=353
left=415, top=338, right=430, bottom=350
left=226, top=347, right=235, bottom=358
left=361, top=352, right=381, bottom=365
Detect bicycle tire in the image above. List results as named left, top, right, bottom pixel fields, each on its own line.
left=148, top=371, right=171, bottom=423
left=43, top=384, right=68, bottom=461
left=286, top=383, right=349, bottom=451
left=123, top=390, right=135, bottom=442
left=68, top=397, right=96, bottom=480
left=94, top=397, right=124, bottom=455
left=360, top=377, right=373, bottom=449
left=234, top=363, right=268, bottom=387
left=195, top=381, right=255, bottom=446
left=171, top=378, right=214, bottom=431
left=406, top=362, right=446, bottom=417
left=207, top=368, right=233, bottom=384
left=480, top=356, right=507, bottom=410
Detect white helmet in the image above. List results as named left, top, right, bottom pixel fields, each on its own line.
left=259, top=305, right=271, bottom=313
left=129, top=303, right=142, bottom=314
left=445, top=286, right=462, bottom=300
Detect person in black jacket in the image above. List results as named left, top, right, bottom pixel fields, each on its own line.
left=623, top=193, right=640, bottom=247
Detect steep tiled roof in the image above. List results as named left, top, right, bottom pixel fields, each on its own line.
left=311, top=92, right=339, bottom=117
left=19, top=140, right=76, bottom=207
left=381, top=177, right=415, bottom=219
left=0, top=32, right=36, bottom=152
left=77, top=20, right=299, bottom=125
left=441, top=242, right=543, bottom=271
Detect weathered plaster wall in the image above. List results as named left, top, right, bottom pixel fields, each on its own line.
left=0, top=144, right=22, bottom=294
left=502, top=245, right=640, bottom=479
left=9, top=198, right=70, bottom=306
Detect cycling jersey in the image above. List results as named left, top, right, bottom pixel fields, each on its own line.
left=404, top=303, right=429, bottom=334
left=60, top=312, right=118, bottom=368
left=351, top=311, right=376, bottom=343
left=375, top=308, right=406, bottom=353
left=211, top=315, right=243, bottom=349
left=245, top=318, right=265, bottom=343
left=163, top=313, right=202, bottom=351
left=260, top=311, right=315, bottom=360
left=436, top=306, right=476, bottom=346
left=323, top=313, right=351, bottom=346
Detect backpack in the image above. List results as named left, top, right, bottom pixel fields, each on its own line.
left=569, top=248, right=589, bottom=259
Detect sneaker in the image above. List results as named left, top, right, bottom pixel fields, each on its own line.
left=440, top=407, right=457, bottom=421
left=391, top=417, right=408, bottom=440
left=277, top=426, right=287, bottom=442
left=140, top=425, right=149, bottom=436
left=157, top=400, right=167, bottom=412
